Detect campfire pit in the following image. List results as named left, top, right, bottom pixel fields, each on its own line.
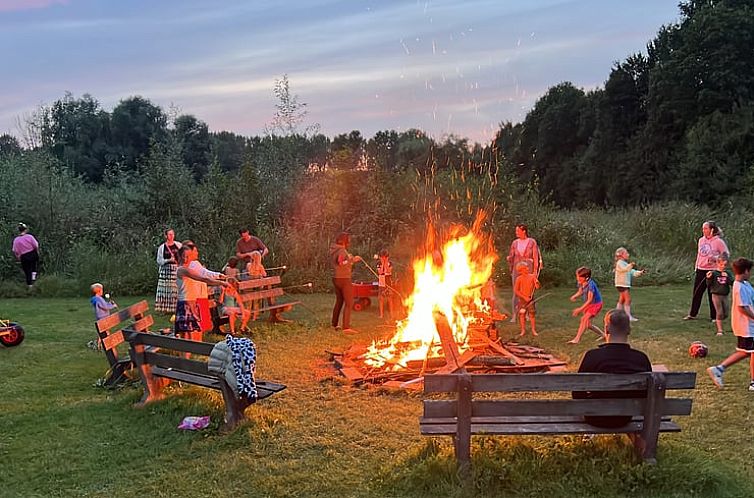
left=328, top=315, right=566, bottom=390
left=328, top=213, right=565, bottom=390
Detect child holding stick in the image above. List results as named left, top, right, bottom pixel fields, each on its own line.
left=377, top=249, right=395, bottom=319
left=568, top=267, right=606, bottom=344
left=614, top=247, right=644, bottom=322
left=514, top=262, right=540, bottom=336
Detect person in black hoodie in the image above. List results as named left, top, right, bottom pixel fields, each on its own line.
left=329, top=232, right=362, bottom=335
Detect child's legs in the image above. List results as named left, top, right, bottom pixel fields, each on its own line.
left=518, top=312, right=526, bottom=334
left=721, top=350, right=749, bottom=368
left=241, top=309, right=251, bottom=328
left=749, top=352, right=754, bottom=381
left=529, top=309, right=537, bottom=334
left=617, top=288, right=629, bottom=306
left=227, top=311, right=237, bottom=332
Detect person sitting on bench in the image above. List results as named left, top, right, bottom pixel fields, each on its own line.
left=573, top=308, right=652, bottom=428
left=219, top=278, right=251, bottom=334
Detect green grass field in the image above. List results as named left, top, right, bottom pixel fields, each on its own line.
left=2, top=285, right=753, bottom=497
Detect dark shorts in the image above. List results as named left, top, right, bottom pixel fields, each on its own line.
left=175, top=300, right=201, bottom=333
left=616, top=287, right=630, bottom=294
left=736, top=336, right=754, bottom=353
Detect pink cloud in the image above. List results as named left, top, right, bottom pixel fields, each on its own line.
left=0, top=0, right=68, bottom=13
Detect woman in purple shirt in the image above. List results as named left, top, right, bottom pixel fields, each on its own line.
left=12, top=223, right=39, bottom=288
left=684, top=221, right=729, bottom=321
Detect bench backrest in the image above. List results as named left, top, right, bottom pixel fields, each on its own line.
left=423, top=372, right=696, bottom=419
left=125, top=330, right=214, bottom=377
left=95, top=300, right=153, bottom=366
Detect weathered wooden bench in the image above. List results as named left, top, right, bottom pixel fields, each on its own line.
left=94, top=300, right=154, bottom=386
left=124, top=330, right=286, bottom=430
left=420, top=371, right=696, bottom=472
left=237, top=275, right=300, bottom=323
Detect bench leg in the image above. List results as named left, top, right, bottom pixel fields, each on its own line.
left=219, top=379, right=251, bottom=431
left=129, top=342, right=170, bottom=406
left=455, top=373, right=473, bottom=479
left=638, top=373, right=666, bottom=464
left=269, top=308, right=292, bottom=324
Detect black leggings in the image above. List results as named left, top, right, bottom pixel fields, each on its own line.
left=331, top=278, right=353, bottom=329
left=689, top=269, right=715, bottom=320
left=20, top=250, right=39, bottom=286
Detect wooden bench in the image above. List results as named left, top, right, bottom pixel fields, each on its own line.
left=124, top=330, right=286, bottom=430
left=236, top=275, right=300, bottom=323
left=94, top=300, right=154, bottom=386
left=420, top=371, right=696, bottom=473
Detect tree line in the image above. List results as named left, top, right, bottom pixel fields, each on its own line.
left=2, top=0, right=753, bottom=295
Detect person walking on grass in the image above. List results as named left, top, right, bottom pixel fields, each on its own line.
left=330, top=232, right=362, bottom=335
left=707, top=257, right=754, bottom=390
left=568, top=266, right=606, bottom=344
left=685, top=221, right=729, bottom=321
left=12, top=222, right=39, bottom=289
left=614, top=247, right=644, bottom=322
left=706, top=255, right=734, bottom=336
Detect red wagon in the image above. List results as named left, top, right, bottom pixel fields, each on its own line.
left=352, top=281, right=379, bottom=311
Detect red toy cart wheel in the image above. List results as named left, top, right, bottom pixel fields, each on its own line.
left=0, top=321, right=25, bottom=347
left=352, top=282, right=378, bottom=311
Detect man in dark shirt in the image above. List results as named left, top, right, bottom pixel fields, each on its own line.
left=235, top=228, right=269, bottom=263
left=574, top=309, right=652, bottom=428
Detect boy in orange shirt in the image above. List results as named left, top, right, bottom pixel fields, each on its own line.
left=513, top=262, right=540, bottom=336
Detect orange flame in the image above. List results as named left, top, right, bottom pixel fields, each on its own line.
left=363, top=213, right=497, bottom=369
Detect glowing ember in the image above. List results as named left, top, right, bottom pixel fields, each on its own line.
left=363, top=213, right=497, bottom=370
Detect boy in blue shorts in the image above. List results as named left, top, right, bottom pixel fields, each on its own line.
left=707, top=257, right=754, bottom=390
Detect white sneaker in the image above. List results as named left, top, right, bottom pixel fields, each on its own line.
left=749, top=382, right=754, bottom=392
left=707, top=366, right=724, bottom=388
left=629, top=316, right=639, bottom=322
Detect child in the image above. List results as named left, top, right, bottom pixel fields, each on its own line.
left=377, top=249, right=394, bottom=319
left=514, top=262, right=540, bottom=336
left=707, top=257, right=754, bottom=390
left=706, top=255, right=734, bottom=336
left=568, top=267, right=606, bottom=344
left=223, top=256, right=241, bottom=280
left=246, top=251, right=267, bottom=279
left=219, top=278, right=251, bottom=334
left=245, top=251, right=267, bottom=319
left=614, top=247, right=644, bottom=322
left=90, top=283, right=118, bottom=320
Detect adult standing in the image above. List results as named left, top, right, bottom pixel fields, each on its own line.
left=236, top=228, right=269, bottom=266
left=684, top=221, right=729, bottom=321
left=175, top=240, right=228, bottom=342
left=506, top=223, right=542, bottom=319
left=12, top=223, right=39, bottom=288
left=330, top=232, right=361, bottom=335
left=155, top=229, right=182, bottom=314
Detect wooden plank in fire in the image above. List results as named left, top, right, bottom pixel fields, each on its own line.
left=484, top=337, right=525, bottom=365
left=435, top=349, right=478, bottom=374
left=435, top=315, right=462, bottom=371
left=339, top=367, right=365, bottom=383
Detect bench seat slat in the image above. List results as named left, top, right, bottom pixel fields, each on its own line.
left=151, top=366, right=220, bottom=388
left=423, top=398, right=693, bottom=418
left=421, top=414, right=674, bottom=425
left=424, top=372, right=696, bottom=393
left=420, top=420, right=681, bottom=436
